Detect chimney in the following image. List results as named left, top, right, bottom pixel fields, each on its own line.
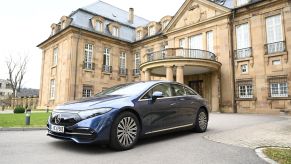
left=128, top=8, right=134, bottom=24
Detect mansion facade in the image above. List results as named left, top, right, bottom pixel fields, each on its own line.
left=38, top=0, right=291, bottom=114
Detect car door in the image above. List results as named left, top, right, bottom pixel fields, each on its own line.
left=170, top=84, right=195, bottom=126
left=135, top=83, right=175, bottom=133
left=184, top=86, right=201, bottom=120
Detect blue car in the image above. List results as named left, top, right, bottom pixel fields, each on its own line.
left=47, top=81, right=209, bottom=150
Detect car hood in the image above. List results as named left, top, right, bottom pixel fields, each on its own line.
left=55, top=95, right=128, bottom=111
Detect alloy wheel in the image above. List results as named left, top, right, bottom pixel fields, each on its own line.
left=117, top=117, right=137, bottom=147
left=198, top=111, right=207, bottom=131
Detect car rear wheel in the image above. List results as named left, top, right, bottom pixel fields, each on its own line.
left=193, top=108, right=208, bottom=133
left=110, top=111, right=140, bottom=151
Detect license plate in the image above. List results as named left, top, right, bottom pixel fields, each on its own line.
left=51, top=125, right=65, bottom=133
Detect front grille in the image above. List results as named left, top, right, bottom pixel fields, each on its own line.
left=50, top=112, right=81, bottom=126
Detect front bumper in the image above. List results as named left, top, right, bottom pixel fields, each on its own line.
left=47, top=109, right=118, bottom=144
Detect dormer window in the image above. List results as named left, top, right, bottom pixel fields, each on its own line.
left=136, top=31, right=142, bottom=40
left=237, top=0, right=250, bottom=6
left=149, top=26, right=155, bottom=36
left=61, top=21, right=66, bottom=29
left=51, top=23, right=60, bottom=36
left=112, top=26, right=119, bottom=37
left=60, top=16, right=72, bottom=30
left=96, top=21, right=103, bottom=32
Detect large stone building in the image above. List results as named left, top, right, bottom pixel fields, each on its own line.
left=37, top=0, right=291, bottom=113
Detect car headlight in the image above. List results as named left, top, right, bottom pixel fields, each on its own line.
left=78, top=108, right=112, bottom=119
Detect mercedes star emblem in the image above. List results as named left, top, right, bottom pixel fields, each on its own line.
left=54, top=114, right=61, bottom=124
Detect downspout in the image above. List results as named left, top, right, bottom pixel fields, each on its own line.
left=229, top=10, right=237, bottom=113
left=73, top=29, right=81, bottom=100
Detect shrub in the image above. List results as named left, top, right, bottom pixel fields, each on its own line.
left=13, top=106, right=25, bottom=114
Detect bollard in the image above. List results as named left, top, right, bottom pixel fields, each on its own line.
left=25, top=109, right=31, bottom=125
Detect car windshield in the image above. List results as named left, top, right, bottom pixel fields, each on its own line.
left=95, top=82, right=150, bottom=97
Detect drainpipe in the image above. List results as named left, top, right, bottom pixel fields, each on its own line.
left=229, top=11, right=237, bottom=113
left=73, top=29, right=81, bottom=100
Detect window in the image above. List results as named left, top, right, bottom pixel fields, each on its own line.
left=266, top=15, right=283, bottom=44
left=103, top=48, right=110, bottom=66
left=269, top=77, right=288, bottom=97
left=272, top=60, right=281, bottom=65
left=82, top=86, right=93, bottom=97
left=53, top=48, right=58, bottom=66
left=120, top=52, right=126, bottom=69
left=61, top=21, right=66, bottom=29
left=141, top=83, right=171, bottom=99
left=119, top=52, right=127, bottom=75
left=185, top=87, right=197, bottom=96
left=171, top=84, right=185, bottom=96
left=96, top=21, right=103, bottom=32
left=136, top=31, right=142, bottom=40
left=266, top=15, right=284, bottom=54
left=0, top=83, right=2, bottom=88
left=50, top=79, right=56, bottom=99
left=241, top=64, right=248, bottom=73
left=103, top=48, right=111, bottom=73
left=84, top=44, right=93, bottom=69
left=162, top=20, right=169, bottom=30
left=179, top=39, right=185, bottom=48
left=237, top=80, right=253, bottom=99
left=236, top=23, right=251, bottom=58
left=112, top=26, right=119, bottom=37
left=237, top=0, right=249, bottom=6
left=148, top=26, right=155, bottom=36
left=207, top=31, right=214, bottom=53
left=134, top=53, right=141, bottom=76
left=189, top=34, right=203, bottom=49
left=189, top=34, right=203, bottom=57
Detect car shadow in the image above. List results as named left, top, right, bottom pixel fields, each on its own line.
left=48, top=129, right=212, bottom=154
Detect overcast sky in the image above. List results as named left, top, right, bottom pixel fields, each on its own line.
left=0, top=0, right=185, bottom=89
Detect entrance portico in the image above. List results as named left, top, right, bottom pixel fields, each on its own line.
left=140, top=48, right=222, bottom=112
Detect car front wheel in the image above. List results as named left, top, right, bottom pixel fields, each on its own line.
left=110, top=111, right=140, bottom=151
left=193, top=108, right=208, bottom=133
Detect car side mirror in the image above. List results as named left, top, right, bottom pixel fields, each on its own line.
left=152, top=91, right=164, bottom=101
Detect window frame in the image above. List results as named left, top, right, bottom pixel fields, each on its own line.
left=103, top=48, right=111, bottom=66
left=112, top=26, right=119, bottom=37
left=53, top=47, right=58, bottom=66
left=50, top=79, right=56, bottom=99
left=82, top=85, right=93, bottom=98
left=241, top=64, right=249, bottom=74
left=120, top=52, right=127, bottom=69
left=84, top=44, right=94, bottom=70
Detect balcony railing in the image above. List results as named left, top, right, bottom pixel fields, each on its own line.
left=234, top=47, right=252, bottom=59
left=146, top=48, right=217, bottom=63
left=265, top=41, right=286, bottom=55
left=133, top=69, right=140, bottom=76
left=102, top=65, right=112, bottom=73
left=119, top=68, right=128, bottom=76
left=83, top=62, right=95, bottom=70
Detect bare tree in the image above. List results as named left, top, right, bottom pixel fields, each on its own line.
left=5, top=55, right=28, bottom=97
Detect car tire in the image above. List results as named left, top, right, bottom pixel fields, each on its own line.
left=193, top=108, right=208, bottom=133
left=110, top=111, right=140, bottom=151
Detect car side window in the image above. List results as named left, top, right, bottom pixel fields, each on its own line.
left=141, top=83, right=171, bottom=99
left=152, top=84, right=171, bottom=97
left=184, top=87, right=197, bottom=96
left=171, top=84, right=185, bottom=96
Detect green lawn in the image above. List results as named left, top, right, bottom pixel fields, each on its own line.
left=263, top=148, right=291, bottom=164
left=0, top=112, right=51, bottom=127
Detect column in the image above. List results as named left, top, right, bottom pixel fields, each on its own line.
left=166, top=66, right=174, bottom=81
left=211, top=71, right=220, bottom=112
left=176, top=65, right=184, bottom=84
left=144, top=69, right=151, bottom=81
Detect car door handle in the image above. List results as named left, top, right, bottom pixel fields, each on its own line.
left=179, top=98, right=185, bottom=101
left=170, top=103, right=176, bottom=106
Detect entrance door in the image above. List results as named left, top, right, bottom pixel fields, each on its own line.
left=189, top=80, right=203, bottom=97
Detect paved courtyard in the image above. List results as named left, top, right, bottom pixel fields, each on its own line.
left=0, top=113, right=289, bottom=164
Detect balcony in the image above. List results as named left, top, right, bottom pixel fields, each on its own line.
left=133, top=69, right=140, bottom=76
left=140, top=48, right=221, bottom=78
left=234, top=47, right=252, bottom=59
left=83, top=62, right=95, bottom=70
left=146, top=48, right=217, bottom=63
left=102, top=65, right=112, bottom=74
left=265, top=41, right=286, bottom=55
left=119, top=68, right=128, bottom=76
